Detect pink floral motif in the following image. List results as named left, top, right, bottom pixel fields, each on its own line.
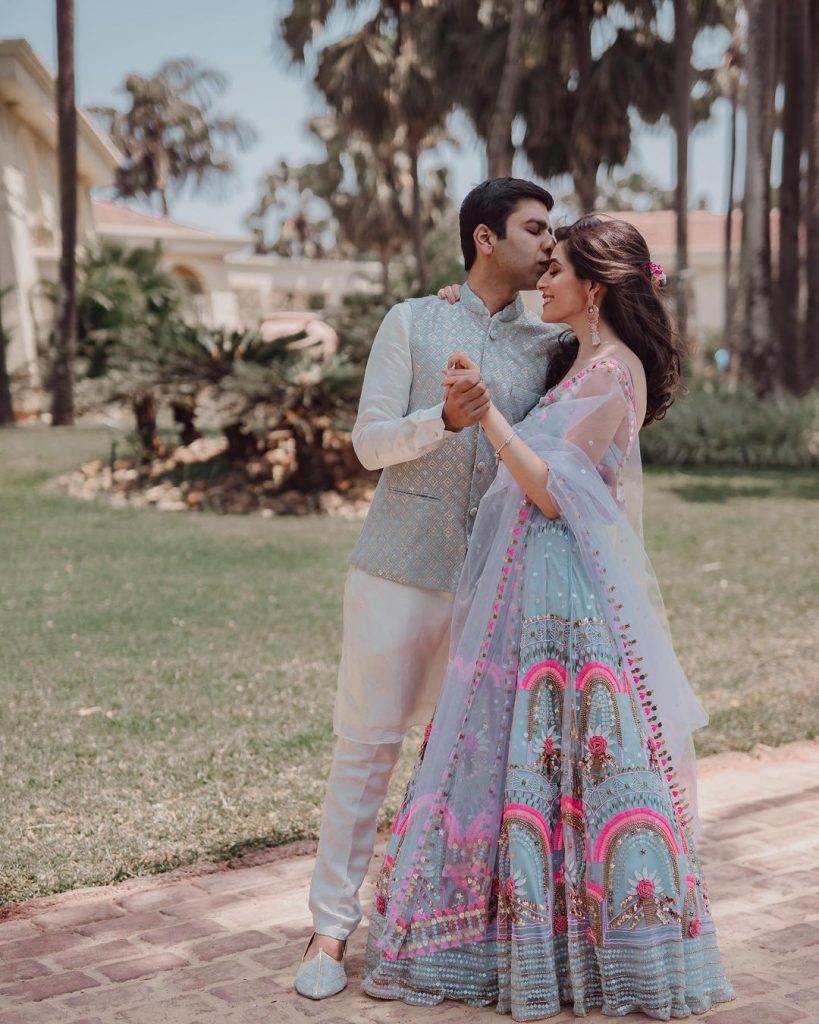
left=554, top=865, right=565, bottom=886
left=554, top=914, right=568, bottom=933
left=543, top=737, right=555, bottom=755
left=636, top=878, right=656, bottom=901
left=375, top=892, right=387, bottom=914
left=423, top=720, right=433, bottom=744
left=588, top=734, right=608, bottom=755
left=689, top=918, right=702, bottom=937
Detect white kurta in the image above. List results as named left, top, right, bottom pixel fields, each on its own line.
left=334, top=302, right=457, bottom=744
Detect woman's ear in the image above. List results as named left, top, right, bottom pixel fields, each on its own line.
left=588, top=282, right=605, bottom=307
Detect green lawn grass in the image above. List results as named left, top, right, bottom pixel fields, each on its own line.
left=1, top=425, right=817, bottom=905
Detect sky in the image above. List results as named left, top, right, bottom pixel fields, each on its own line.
left=3, top=0, right=744, bottom=238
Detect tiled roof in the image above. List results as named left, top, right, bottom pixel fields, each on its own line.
left=591, top=209, right=779, bottom=254
left=91, top=198, right=221, bottom=238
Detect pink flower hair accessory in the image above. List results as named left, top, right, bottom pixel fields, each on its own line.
left=649, top=261, right=667, bottom=288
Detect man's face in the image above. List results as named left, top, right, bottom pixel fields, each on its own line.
left=491, top=199, right=555, bottom=290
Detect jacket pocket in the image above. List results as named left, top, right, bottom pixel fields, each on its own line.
left=388, top=486, right=442, bottom=501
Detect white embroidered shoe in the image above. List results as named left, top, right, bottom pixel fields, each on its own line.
left=294, top=935, right=347, bottom=1000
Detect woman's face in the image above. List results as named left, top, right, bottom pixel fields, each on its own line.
left=536, top=241, right=591, bottom=323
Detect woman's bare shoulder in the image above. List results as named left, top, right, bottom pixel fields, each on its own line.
left=598, top=343, right=647, bottom=419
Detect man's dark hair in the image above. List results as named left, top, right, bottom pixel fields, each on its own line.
left=459, top=177, right=554, bottom=271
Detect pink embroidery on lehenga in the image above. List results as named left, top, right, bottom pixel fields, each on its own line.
left=576, top=661, right=628, bottom=693
left=519, top=659, right=566, bottom=691
left=593, top=808, right=681, bottom=862
left=502, top=803, right=552, bottom=854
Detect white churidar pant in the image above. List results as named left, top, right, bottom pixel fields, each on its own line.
left=309, top=568, right=454, bottom=939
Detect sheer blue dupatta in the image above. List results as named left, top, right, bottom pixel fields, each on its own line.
left=375, top=358, right=708, bottom=963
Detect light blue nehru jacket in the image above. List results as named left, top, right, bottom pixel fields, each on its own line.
left=349, top=285, right=559, bottom=592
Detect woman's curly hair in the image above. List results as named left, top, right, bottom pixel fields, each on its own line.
left=544, top=215, right=686, bottom=425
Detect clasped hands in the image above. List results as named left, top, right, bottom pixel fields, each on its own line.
left=441, top=351, right=491, bottom=431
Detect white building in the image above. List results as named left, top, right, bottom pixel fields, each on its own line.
left=0, top=38, right=381, bottom=388
left=0, top=38, right=120, bottom=382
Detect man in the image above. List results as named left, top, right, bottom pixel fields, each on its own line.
left=295, top=177, right=559, bottom=999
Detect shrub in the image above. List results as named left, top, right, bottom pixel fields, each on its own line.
left=641, top=382, right=819, bottom=468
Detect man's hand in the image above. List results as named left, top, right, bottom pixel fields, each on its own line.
left=442, top=368, right=489, bottom=430
left=441, top=351, right=489, bottom=430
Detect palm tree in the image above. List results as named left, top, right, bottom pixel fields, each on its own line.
left=740, top=0, right=778, bottom=394
left=247, top=113, right=449, bottom=297
left=279, top=1, right=449, bottom=291
left=779, top=0, right=808, bottom=392
left=807, top=0, right=819, bottom=389
left=519, top=2, right=676, bottom=214
left=92, top=60, right=257, bottom=217
left=0, top=282, right=15, bottom=425
left=673, top=0, right=693, bottom=347
left=717, top=26, right=744, bottom=359
left=486, top=0, right=528, bottom=177
left=52, top=0, right=77, bottom=426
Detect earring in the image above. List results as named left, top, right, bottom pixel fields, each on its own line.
left=586, top=303, right=601, bottom=347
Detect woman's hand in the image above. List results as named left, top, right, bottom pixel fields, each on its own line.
left=444, top=350, right=479, bottom=372
left=442, top=350, right=482, bottom=397
left=436, top=283, right=462, bottom=304
left=440, top=350, right=491, bottom=428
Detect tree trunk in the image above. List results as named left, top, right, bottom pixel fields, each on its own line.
left=409, top=141, right=429, bottom=293
left=171, top=396, right=201, bottom=447
left=806, top=0, right=819, bottom=388
left=724, top=70, right=739, bottom=361
left=779, top=0, right=807, bottom=393
left=0, top=286, right=14, bottom=425
left=52, top=0, right=78, bottom=426
left=570, top=3, right=597, bottom=213
left=133, top=390, right=160, bottom=461
left=740, top=0, right=778, bottom=395
left=487, top=0, right=527, bottom=178
left=380, top=248, right=391, bottom=299
left=673, top=0, right=693, bottom=349
left=572, top=168, right=597, bottom=215
left=287, top=422, right=335, bottom=493
left=223, top=422, right=258, bottom=463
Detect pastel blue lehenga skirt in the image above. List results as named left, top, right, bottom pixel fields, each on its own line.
left=363, top=515, right=735, bottom=1021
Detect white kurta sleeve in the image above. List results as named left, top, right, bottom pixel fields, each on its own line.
left=352, top=302, right=453, bottom=471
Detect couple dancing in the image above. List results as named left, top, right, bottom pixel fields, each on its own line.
left=294, top=178, right=735, bottom=1020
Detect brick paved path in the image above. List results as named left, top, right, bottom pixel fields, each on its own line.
left=2, top=740, right=818, bottom=1024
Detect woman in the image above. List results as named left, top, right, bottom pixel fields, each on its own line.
left=361, top=216, right=734, bottom=1020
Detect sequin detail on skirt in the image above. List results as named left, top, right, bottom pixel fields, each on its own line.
left=363, top=517, right=734, bottom=1020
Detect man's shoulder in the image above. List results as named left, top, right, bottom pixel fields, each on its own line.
left=518, top=307, right=560, bottom=335
left=517, top=311, right=562, bottom=351
left=380, top=295, right=444, bottom=326
left=404, top=294, right=449, bottom=316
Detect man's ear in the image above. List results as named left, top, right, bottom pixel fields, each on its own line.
left=474, top=224, right=495, bottom=258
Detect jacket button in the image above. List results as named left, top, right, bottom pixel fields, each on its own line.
left=477, top=461, right=486, bottom=472
left=469, top=506, right=478, bottom=517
